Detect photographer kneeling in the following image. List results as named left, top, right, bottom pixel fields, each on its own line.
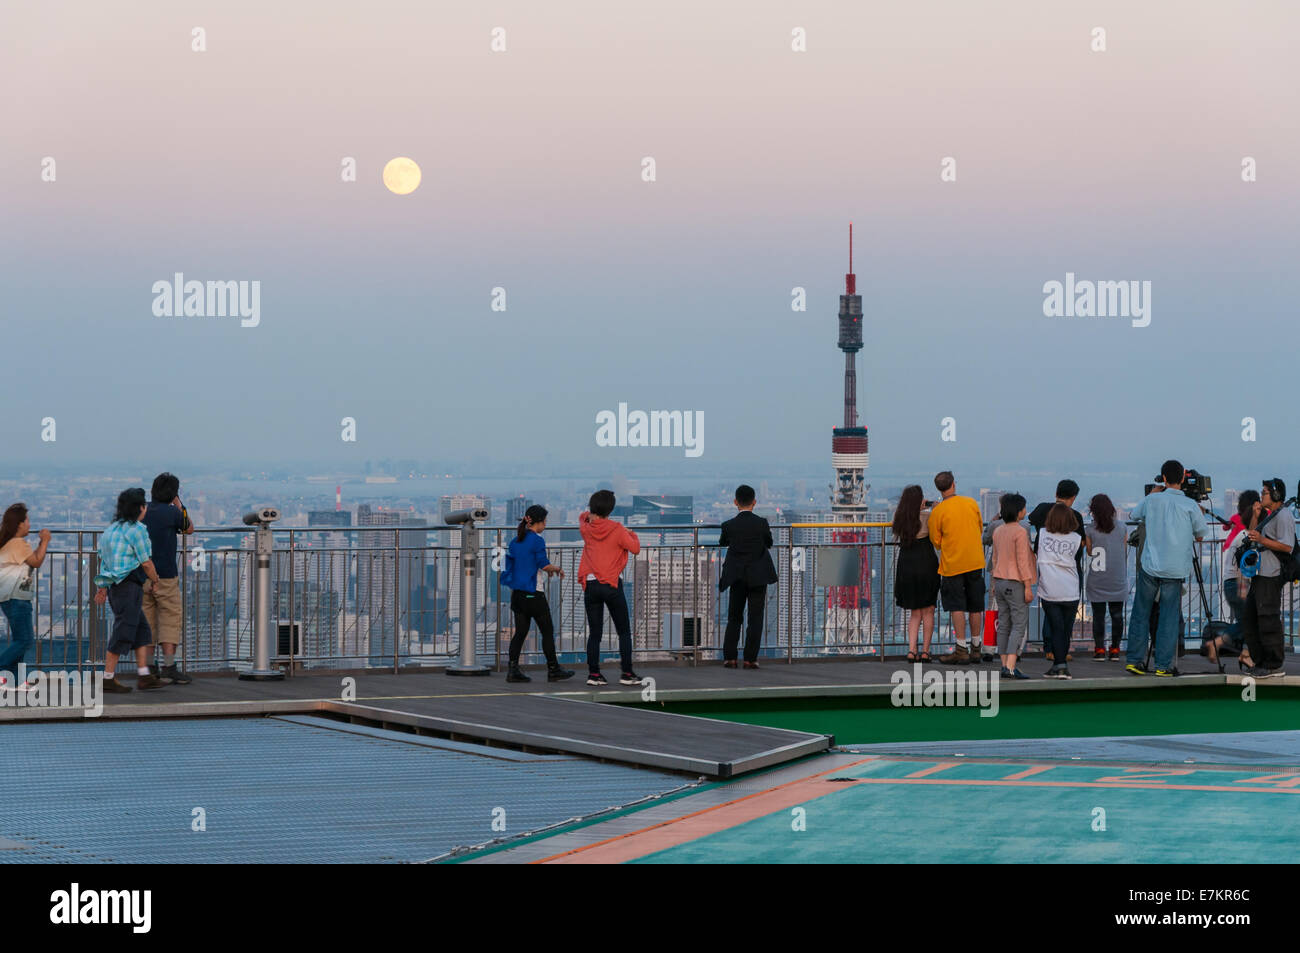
left=1241, top=478, right=1294, bottom=679
left=1126, top=460, right=1206, bottom=677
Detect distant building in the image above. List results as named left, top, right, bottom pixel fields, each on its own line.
left=506, top=495, right=533, bottom=525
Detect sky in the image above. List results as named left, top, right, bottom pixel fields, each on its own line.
left=2, top=0, right=1297, bottom=481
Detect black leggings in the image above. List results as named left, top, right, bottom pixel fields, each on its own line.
left=1091, top=601, right=1124, bottom=649
left=509, top=590, right=558, bottom=666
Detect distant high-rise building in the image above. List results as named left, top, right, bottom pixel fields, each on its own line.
left=506, top=495, right=533, bottom=525
left=355, top=505, right=426, bottom=665
left=632, top=495, right=693, bottom=545
left=1224, top=490, right=1241, bottom=519
left=979, top=489, right=1006, bottom=523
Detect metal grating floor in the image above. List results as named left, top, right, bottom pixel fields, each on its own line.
left=0, top=717, right=689, bottom=863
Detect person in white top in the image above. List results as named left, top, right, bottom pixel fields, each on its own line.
left=1036, top=503, right=1083, bottom=679
left=0, top=503, right=51, bottom=691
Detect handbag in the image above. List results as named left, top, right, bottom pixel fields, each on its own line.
left=0, top=562, right=36, bottom=602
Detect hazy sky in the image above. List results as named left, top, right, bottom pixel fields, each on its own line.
left=3, top=0, right=1297, bottom=480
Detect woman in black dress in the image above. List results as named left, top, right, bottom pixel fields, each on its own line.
left=893, top=484, right=941, bottom=662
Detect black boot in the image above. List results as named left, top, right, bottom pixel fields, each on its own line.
left=506, top=664, right=532, bottom=683
left=547, top=663, right=575, bottom=682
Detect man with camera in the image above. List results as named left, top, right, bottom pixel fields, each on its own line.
left=1241, top=478, right=1294, bottom=678
left=1125, top=460, right=1206, bottom=677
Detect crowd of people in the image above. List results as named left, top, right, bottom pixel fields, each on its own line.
left=890, top=463, right=1294, bottom=680
left=0, top=466, right=1289, bottom=689
left=0, top=473, right=193, bottom=693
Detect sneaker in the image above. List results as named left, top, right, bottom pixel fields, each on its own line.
left=506, top=665, right=532, bottom=683
left=1153, top=667, right=1181, bottom=678
left=1056, top=666, right=1073, bottom=680
left=1045, top=651, right=1054, bottom=662
left=981, top=652, right=997, bottom=663
left=1093, top=648, right=1106, bottom=660
left=938, top=645, right=970, bottom=665
left=1012, top=668, right=1031, bottom=680
left=547, top=665, right=575, bottom=682
left=1044, top=664, right=1068, bottom=679
left=1066, top=653, right=1074, bottom=662
left=619, top=672, right=645, bottom=686
left=1125, top=662, right=1148, bottom=676
left=999, top=666, right=1012, bottom=678
left=968, top=652, right=980, bottom=665
left=102, top=676, right=132, bottom=693
left=160, top=664, right=192, bottom=685
left=743, top=661, right=760, bottom=670
left=1252, top=666, right=1287, bottom=679
left=136, top=673, right=162, bottom=691
left=1108, top=647, right=1121, bottom=660
left=586, top=671, right=608, bottom=687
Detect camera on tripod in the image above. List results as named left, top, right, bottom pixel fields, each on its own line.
left=1143, top=468, right=1212, bottom=501
left=1181, top=469, right=1212, bottom=502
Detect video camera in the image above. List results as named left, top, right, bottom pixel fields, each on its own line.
left=1144, top=468, right=1212, bottom=501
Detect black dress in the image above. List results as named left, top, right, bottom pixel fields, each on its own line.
left=895, top=535, right=940, bottom=610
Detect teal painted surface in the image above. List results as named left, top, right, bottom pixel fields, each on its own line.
left=633, top=757, right=1300, bottom=864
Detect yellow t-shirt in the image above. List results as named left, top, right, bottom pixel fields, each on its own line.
left=927, top=495, right=985, bottom=576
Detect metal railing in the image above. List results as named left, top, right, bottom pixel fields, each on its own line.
left=9, top=523, right=1294, bottom=675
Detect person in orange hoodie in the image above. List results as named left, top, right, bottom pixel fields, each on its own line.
left=579, top=489, right=643, bottom=687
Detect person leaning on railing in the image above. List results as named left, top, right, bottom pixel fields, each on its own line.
left=0, top=503, right=50, bottom=691
left=92, top=488, right=164, bottom=693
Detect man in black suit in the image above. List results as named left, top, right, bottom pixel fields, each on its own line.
left=718, top=484, right=779, bottom=669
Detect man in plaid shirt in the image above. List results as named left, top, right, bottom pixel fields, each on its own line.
left=93, top=488, right=163, bottom=692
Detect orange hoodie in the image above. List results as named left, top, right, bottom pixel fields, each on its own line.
left=578, top=512, right=641, bottom=588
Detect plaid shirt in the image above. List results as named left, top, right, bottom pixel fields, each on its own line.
left=95, top=520, right=152, bottom=586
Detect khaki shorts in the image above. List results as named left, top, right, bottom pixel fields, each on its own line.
left=142, top=576, right=182, bottom=645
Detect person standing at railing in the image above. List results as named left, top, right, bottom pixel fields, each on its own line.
left=1240, top=478, right=1294, bottom=679
left=718, top=484, right=779, bottom=670
left=928, top=471, right=986, bottom=665
left=142, top=473, right=194, bottom=685
left=1037, top=503, right=1084, bottom=679
left=1085, top=494, right=1127, bottom=661
left=891, top=485, right=939, bottom=663
left=578, top=490, right=644, bottom=687
left=1125, top=461, right=1206, bottom=678
left=1028, top=480, right=1087, bottom=662
left=501, top=504, right=573, bottom=684
left=92, top=488, right=164, bottom=693
left=0, top=504, right=50, bottom=692
left=990, top=493, right=1035, bottom=679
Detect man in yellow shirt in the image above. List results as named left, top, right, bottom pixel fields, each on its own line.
left=927, top=471, right=986, bottom=665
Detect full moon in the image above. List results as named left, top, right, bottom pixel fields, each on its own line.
left=382, top=157, right=421, bottom=195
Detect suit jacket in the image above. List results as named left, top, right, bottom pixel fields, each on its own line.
left=718, top=511, right=779, bottom=591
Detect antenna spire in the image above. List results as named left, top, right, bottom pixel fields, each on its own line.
left=845, top=222, right=856, bottom=295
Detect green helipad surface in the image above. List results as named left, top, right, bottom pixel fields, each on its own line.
left=631, top=756, right=1300, bottom=864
